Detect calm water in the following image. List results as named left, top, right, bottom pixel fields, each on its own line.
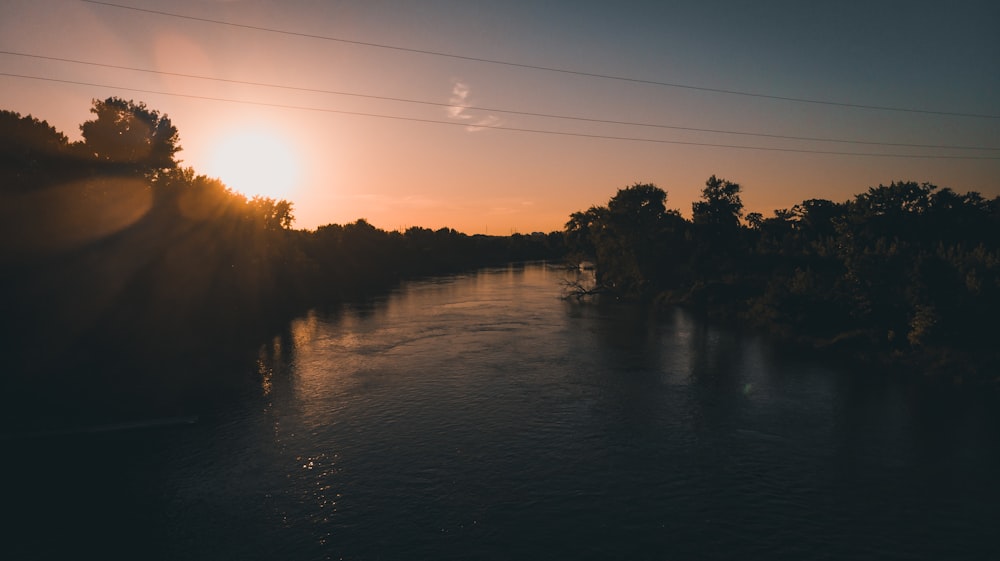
left=8, top=263, right=1000, bottom=560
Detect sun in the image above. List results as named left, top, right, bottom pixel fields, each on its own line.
left=206, top=128, right=301, bottom=200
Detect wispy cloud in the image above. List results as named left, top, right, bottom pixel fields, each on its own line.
left=487, top=198, right=535, bottom=217
left=448, top=80, right=502, bottom=132
left=448, top=81, right=470, bottom=119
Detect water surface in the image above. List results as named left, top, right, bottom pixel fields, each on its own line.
left=9, top=263, right=999, bottom=560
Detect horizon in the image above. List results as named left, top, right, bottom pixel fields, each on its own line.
left=2, top=0, right=998, bottom=234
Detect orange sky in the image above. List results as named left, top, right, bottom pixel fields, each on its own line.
left=2, top=0, right=997, bottom=233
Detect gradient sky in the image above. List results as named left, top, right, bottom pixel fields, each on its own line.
left=2, top=0, right=998, bottom=233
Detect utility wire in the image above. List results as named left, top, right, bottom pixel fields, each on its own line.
left=3, top=72, right=997, bottom=161
left=3, top=50, right=996, bottom=152
left=79, top=0, right=1000, bottom=120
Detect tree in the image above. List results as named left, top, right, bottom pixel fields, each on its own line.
left=692, top=175, right=743, bottom=231
left=564, top=206, right=606, bottom=259
left=0, top=110, right=74, bottom=190
left=599, top=184, right=669, bottom=293
left=607, top=183, right=666, bottom=227
left=80, top=97, right=180, bottom=172
left=0, top=110, right=68, bottom=161
left=565, top=183, right=687, bottom=296
left=248, top=196, right=295, bottom=231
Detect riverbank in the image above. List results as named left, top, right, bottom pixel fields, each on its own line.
left=650, top=284, right=1000, bottom=387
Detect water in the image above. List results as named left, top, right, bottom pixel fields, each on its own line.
left=8, top=263, right=1000, bottom=560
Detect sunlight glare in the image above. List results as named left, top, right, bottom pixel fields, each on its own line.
left=206, top=128, right=301, bottom=200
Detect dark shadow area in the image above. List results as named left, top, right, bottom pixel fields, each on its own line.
left=564, top=180, right=1000, bottom=383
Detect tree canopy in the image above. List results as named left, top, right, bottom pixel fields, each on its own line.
left=80, top=97, right=181, bottom=172
left=692, top=174, right=743, bottom=231
left=566, top=178, right=1000, bottom=379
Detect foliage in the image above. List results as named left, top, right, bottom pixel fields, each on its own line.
left=568, top=178, right=1000, bottom=379
left=564, top=183, right=691, bottom=295
left=79, top=97, right=181, bottom=173
left=692, top=174, right=743, bottom=231
left=0, top=110, right=81, bottom=191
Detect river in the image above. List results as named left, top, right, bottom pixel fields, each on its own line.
left=7, top=262, right=999, bottom=560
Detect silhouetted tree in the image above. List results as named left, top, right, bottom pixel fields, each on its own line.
left=248, top=196, right=295, bottom=231
left=692, top=175, right=743, bottom=231
left=564, top=206, right=606, bottom=260
left=568, top=175, right=1000, bottom=378
left=792, top=199, right=841, bottom=241
left=565, top=183, right=690, bottom=296
left=593, top=184, right=664, bottom=293
left=80, top=97, right=180, bottom=173
left=0, top=110, right=77, bottom=190
left=0, top=111, right=68, bottom=165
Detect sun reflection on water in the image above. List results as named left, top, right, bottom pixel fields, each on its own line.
left=257, top=358, right=273, bottom=397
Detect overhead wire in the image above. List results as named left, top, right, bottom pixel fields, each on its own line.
left=2, top=49, right=997, bottom=152
left=3, top=71, right=997, bottom=161
left=78, top=0, right=1000, bottom=120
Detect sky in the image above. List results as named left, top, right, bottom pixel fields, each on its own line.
left=2, top=0, right=998, bottom=234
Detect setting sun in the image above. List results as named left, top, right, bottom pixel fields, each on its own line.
left=206, top=128, right=301, bottom=200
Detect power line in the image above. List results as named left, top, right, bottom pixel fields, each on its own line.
left=79, top=0, right=1000, bottom=120
left=4, top=72, right=997, bottom=161
left=3, top=50, right=997, bottom=153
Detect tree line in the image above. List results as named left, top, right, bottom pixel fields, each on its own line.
left=564, top=177, right=1000, bottom=381
left=0, top=98, right=563, bottom=425
left=3, top=96, right=995, bottom=426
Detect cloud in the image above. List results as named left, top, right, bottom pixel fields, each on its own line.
left=487, top=198, right=535, bottom=216
left=448, top=82, right=470, bottom=118
left=448, top=80, right=502, bottom=132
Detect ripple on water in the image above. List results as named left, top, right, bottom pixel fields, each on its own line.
left=30, top=263, right=995, bottom=561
